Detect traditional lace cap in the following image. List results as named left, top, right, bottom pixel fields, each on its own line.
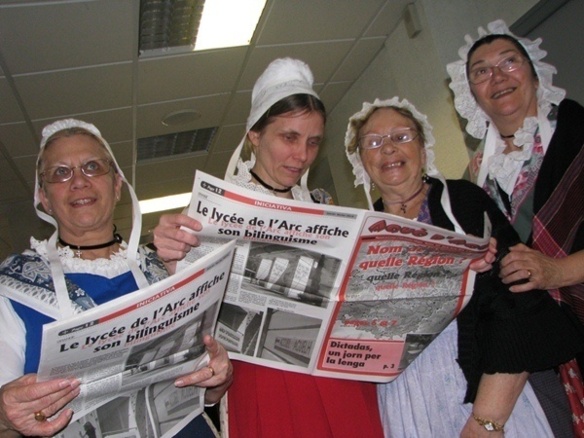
left=225, top=58, right=320, bottom=191
left=345, top=97, right=438, bottom=208
left=446, top=19, right=565, bottom=139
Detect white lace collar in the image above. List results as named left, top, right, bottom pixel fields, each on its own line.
left=31, top=237, right=132, bottom=279
left=485, top=116, right=537, bottom=194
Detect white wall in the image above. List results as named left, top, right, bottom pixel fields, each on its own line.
left=322, top=0, right=539, bottom=208
left=523, top=0, right=584, bottom=104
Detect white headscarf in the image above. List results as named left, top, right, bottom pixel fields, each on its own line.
left=345, top=97, right=463, bottom=234
left=36, top=119, right=148, bottom=319
left=224, top=57, right=321, bottom=193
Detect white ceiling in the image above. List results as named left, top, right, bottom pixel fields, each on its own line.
left=0, top=0, right=410, bottom=257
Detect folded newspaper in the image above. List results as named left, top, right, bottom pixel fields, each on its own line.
left=36, top=240, right=235, bottom=438
left=177, top=171, right=490, bottom=383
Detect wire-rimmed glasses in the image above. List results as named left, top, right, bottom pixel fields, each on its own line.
left=358, top=128, right=419, bottom=150
left=40, top=159, right=113, bottom=184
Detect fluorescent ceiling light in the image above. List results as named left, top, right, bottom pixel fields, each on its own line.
left=140, top=192, right=192, bottom=214
left=194, top=0, right=266, bottom=51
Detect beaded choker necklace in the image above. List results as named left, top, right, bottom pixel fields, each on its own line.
left=383, top=184, right=425, bottom=214
left=59, top=231, right=122, bottom=258
left=250, top=169, right=292, bottom=193
left=500, top=133, right=515, bottom=139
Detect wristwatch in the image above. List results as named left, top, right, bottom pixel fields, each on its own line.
left=472, top=412, right=505, bottom=432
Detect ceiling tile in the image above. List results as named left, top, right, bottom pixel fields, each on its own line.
left=0, top=122, right=38, bottom=158
left=256, top=0, right=387, bottom=45
left=0, top=0, right=136, bottom=74
left=137, top=48, right=247, bottom=104
left=15, top=64, right=134, bottom=119
left=0, top=78, right=24, bottom=123
left=136, top=94, right=231, bottom=138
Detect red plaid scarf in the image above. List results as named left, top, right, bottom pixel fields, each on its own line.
left=532, top=144, right=584, bottom=436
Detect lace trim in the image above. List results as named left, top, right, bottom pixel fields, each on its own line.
left=30, top=237, right=132, bottom=278
left=486, top=117, right=537, bottom=194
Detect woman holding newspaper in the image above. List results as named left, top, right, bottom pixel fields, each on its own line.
left=0, top=119, right=232, bottom=437
left=153, top=58, right=385, bottom=437
left=344, top=97, right=584, bottom=437
left=447, top=20, right=584, bottom=437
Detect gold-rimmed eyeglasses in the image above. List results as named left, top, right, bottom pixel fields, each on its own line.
left=468, top=54, right=526, bottom=85
left=40, top=159, right=113, bottom=184
left=359, top=128, right=418, bottom=150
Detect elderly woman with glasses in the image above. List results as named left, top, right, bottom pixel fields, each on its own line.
left=447, top=19, right=584, bottom=437
left=0, top=119, right=232, bottom=437
left=345, top=97, right=583, bottom=437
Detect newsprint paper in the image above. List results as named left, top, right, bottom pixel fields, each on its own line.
left=178, top=171, right=490, bottom=383
left=36, top=240, right=236, bottom=438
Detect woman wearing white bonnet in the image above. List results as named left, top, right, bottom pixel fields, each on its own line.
left=153, top=58, right=384, bottom=437
left=345, top=97, right=583, bottom=437
left=0, top=119, right=232, bottom=437
left=448, top=19, right=584, bottom=437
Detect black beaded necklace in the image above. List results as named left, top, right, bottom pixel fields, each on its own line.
left=249, top=169, right=292, bottom=193
left=500, top=133, right=515, bottom=139
left=59, top=228, right=122, bottom=258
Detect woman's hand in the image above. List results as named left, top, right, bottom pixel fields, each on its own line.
left=0, top=375, right=80, bottom=437
left=469, top=237, right=497, bottom=273
left=153, top=214, right=203, bottom=275
left=499, top=244, right=584, bottom=292
left=174, top=336, right=233, bottom=405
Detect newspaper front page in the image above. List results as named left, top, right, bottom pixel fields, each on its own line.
left=36, top=240, right=236, bottom=438
left=179, top=171, right=489, bottom=383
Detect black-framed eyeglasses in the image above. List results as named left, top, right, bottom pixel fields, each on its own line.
left=468, top=54, right=526, bottom=85
left=358, top=128, right=419, bottom=150
left=40, top=159, right=113, bottom=184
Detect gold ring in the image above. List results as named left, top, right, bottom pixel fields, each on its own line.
left=34, top=411, right=46, bottom=422
left=208, top=366, right=215, bottom=377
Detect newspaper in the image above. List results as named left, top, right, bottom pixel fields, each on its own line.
left=178, top=171, right=490, bottom=383
left=36, top=240, right=236, bottom=438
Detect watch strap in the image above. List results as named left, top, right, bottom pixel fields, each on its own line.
left=471, top=412, right=505, bottom=432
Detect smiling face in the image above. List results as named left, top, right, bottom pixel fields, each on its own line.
left=468, top=38, right=539, bottom=132
left=358, top=108, right=426, bottom=198
left=248, top=110, right=324, bottom=190
left=38, top=133, right=122, bottom=243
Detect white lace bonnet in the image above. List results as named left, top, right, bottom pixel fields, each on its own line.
left=35, top=119, right=149, bottom=318
left=446, top=19, right=565, bottom=139
left=344, top=97, right=463, bottom=233
left=224, top=57, right=321, bottom=190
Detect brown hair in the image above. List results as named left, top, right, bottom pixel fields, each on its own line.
left=243, top=93, right=326, bottom=155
